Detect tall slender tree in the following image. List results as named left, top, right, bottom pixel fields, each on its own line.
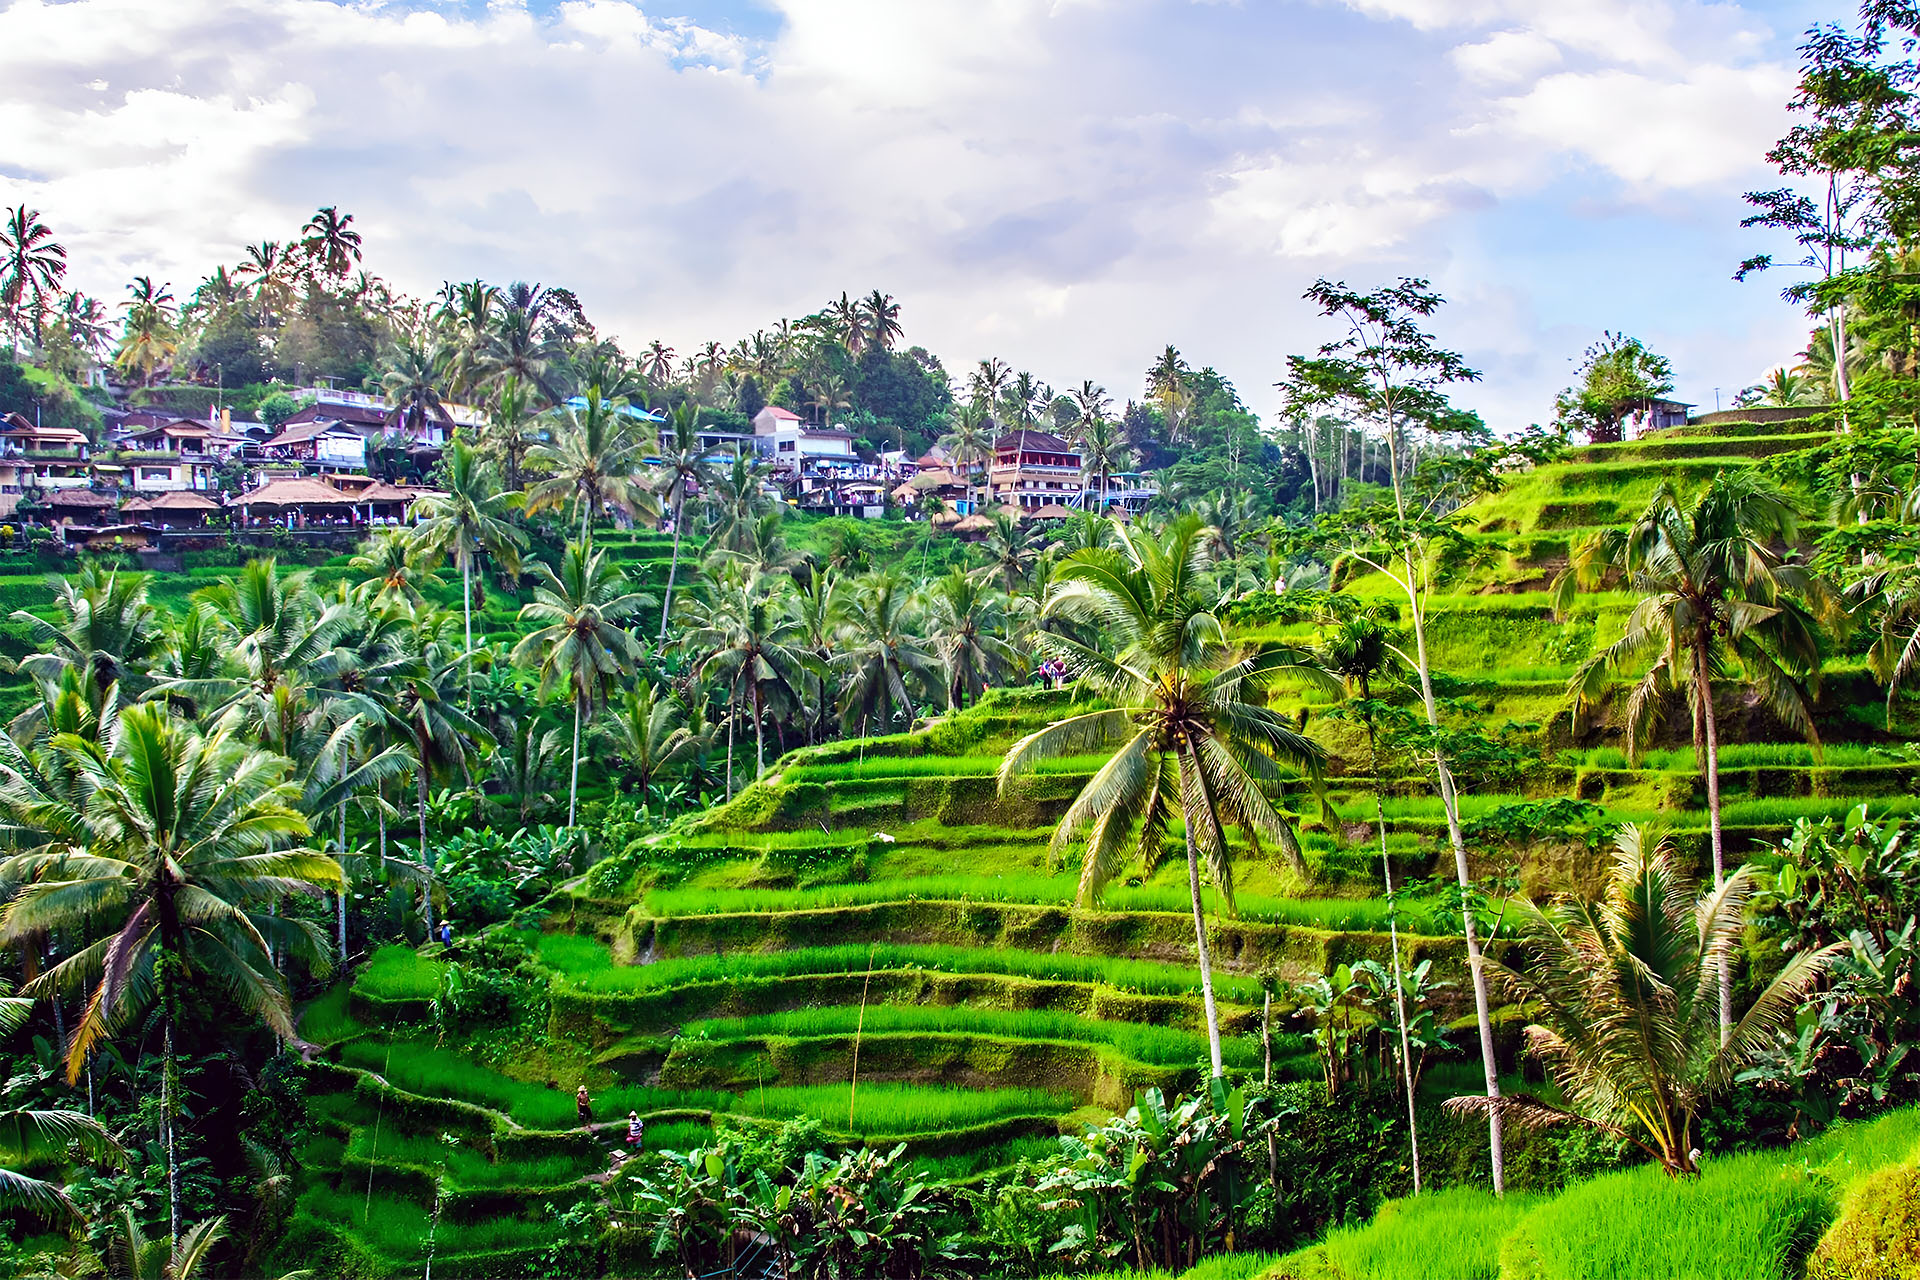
left=0, top=206, right=67, bottom=352
left=999, top=516, right=1329, bottom=1076
left=409, top=439, right=527, bottom=700
left=512, top=542, right=651, bottom=824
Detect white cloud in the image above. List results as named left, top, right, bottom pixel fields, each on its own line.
left=0, top=0, right=1817, bottom=432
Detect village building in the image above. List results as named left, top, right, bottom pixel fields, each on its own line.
left=988, top=429, right=1083, bottom=510
left=0, top=412, right=92, bottom=495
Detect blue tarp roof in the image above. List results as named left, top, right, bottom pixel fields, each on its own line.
left=563, top=396, right=665, bottom=423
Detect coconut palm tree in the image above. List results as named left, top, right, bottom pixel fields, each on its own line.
left=1, top=206, right=67, bottom=352
left=1074, top=411, right=1130, bottom=512
left=859, top=290, right=904, bottom=352
left=0, top=703, right=334, bottom=1244
left=598, top=680, right=703, bottom=796
left=299, top=206, right=363, bottom=280
left=113, top=277, right=178, bottom=386
left=969, top=357, right=1011, bottom=408
left=409, top=439, right=527, bottom=700
left=367, top=608, right=492, bottom=891
left=349, top=530, right=425, bottom=610
left=482, top=376, right=539, bottom=492
left=380, top=338, right=454, bottom=442
left=808, top=375, right=852, bottom=427
left=653, top=402, right=719, bottom=642
left=511, top=542, right=651, bottom=824
left=0, top=1103, right=123, bottom=1220
left=8, top=561, right=158, bottom=692
left=481, top=301, right=567, bottom=407
left=683, top=571, right=816, bottom=784
left=57, top=291, right=112, bottom=369
left=1553, top=471, right=1830, bottom=1037
left=977, top=512, right=1039, bottom=594
left=926, top=570, right=1015, bottom=710
left=939, top=402, right=995, bottom=513
left=997, top=515, right=1330, bottom=1076
left=1447, top=825, right=1841, bottom=1176
left=524, top=386, right=650, bottom=544
left=834, top=572, right=936, bottom=737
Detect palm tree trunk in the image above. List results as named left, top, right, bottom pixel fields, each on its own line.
left=418, top=767, right=432, bottom=934
left=164, top=1019, right=181, bottom=1246
left=336, top=802, right=348, bottom=965
left=1696, top=643, right=1733, bottom=1041
left=754, top=682, right=766, bottom=778
left=660, top=497, right=685, bottom=643
left=461, top=551, right=474, bottom=707
left=1182, top=814, right=1225, bottom=1079
left=1407, top=576, right=1504, bottom=1194
left=569, top=697, right=583, bottom=827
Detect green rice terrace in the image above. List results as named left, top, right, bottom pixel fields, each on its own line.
left=10, top=115, right=1920, bottom=1274
left=258, top=408, right=1920, bottom=1278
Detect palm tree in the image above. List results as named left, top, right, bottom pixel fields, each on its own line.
left=8, top=562, right=158, bottom=692
left=0, top=1104, right=123, bottom=1219
left=300, top=206, right=363, bottom=279
left=808, top=374, right=851, bottom=427
left=380, top=338, right=454, bottom=441
left=112, top=1210, right=313, bottom=1280
left=409, top=439, right=527, bottom=700
left=524, top=387, right=650, bottom=544
left=706, top=451, right=776, bottom=555
left=0, top=704, right=334, bottom=1244
left=927, top=570, right=1015, bottom=710
left=599, top=680, right=703, bottom=795
left=655, top=402, right=719, bottom=642
left=859, top=290, right=904, bottom=352
left=1553, top=471, right=1830, bottom=1038
left=0, top=206, right=67, bottom=352
left=367, top=608, right=492, bottom=899
left=113, top=277, right=178, bottom=386
left=977, top=512, right=1039, bottom=594
left=235, top=241, right=289, bottom=320
left=997, top=516, right=1329, bottom=1076
left=481, top=301, right=567, bottom=406
left=349, top=530, right=424, bottom=610
left=969, top=357, right=1011, bottom=408
left=511, top=543, right=651, bottom=824
left=483, top=376, right=539, bottom=492
left=686, top=571, right=817, bottom=783
left=57, top=291, right=112, bottom=369
left=1073, top=408, right=1129, bottom=512
left=641, top=339, right=676, bottom=388
left=1447, top=825, right=1840, bottom=1176
left=1758, top=368, right=1818, bottom=407
left=938, top=402, right=994, bottom=513
left=834, top=572, right=936, bottom=737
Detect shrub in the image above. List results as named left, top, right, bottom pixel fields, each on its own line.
left=1807, top=1161, right=1920, bottom=1279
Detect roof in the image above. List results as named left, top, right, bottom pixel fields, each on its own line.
left=952, top=514, right=995, bottom=532
left=120, top=496, right=152, bottom=513
left=908, top=469, right=964, bottom=491
left=0, top=416, right=89, bottom=445
left=266, top=419, right=363, bottom=447
left=280, top=402, right=391, bottom=430
left=994, top=429, right=1076, bottom=452
left=236, top=477, right=360, bottom=507
left=761, top=406, right=802, bottom=421
left=1030, top=503, right=1076, bottom=519
left=564, top=396, right=663, bottom=423
left=360, top=482, right=444, bottom=503
left=44, top=489, right=115, bottom=507
left=143, top=491, right=220, bottom=512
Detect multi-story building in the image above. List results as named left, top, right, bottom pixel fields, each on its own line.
left=0, top=412, right=92, bottom=494
left=989, top=429, right=1083, bottom=510
left=105, top=418, right=223, bottom=493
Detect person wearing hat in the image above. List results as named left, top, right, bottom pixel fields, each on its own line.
left=627, top=1110, right=645, bottom=1151
left=576, top=1085, right=592, bottom=1131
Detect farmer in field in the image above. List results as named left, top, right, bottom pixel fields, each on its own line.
left=576, top=1084, right=593, bottom=1131
left=627, top=1110, right=645, bottom=1151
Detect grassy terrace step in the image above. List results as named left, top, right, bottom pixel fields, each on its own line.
left=617, top=900, right=1468, bottom=988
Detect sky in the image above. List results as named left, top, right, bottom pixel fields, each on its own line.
left=0, top=0, right=1845, bottom=429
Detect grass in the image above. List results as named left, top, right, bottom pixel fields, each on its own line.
left=643, top=877, right=1437, bottom=933
left=351, top=945, right=444, bottom=1003
left=1312, top=1186, right=1537, bottom=1279
left=779, top=752, right=1116, bottom=782
left=728, top=1082, right=1072, bottom=1134
left=298, top=984, right=368, bottom=1046
left=534, top=935, right=1271, bottom=1004
left=906, top=1134, right=1065, bottom=1182
left=293, top=1184, right=551, bottom=1259
left=1566, top=742, right=1895, bottom=770
left=1104, top=1254, right=1283, bottom=1280
left=346, top=1128, right=595, bottom=1189
left=1508, top=1149, right=1831, bottom=1279
left=681, top=1004, right=1273, bottom=1069
left=339, top=1038, right=733, bottom=1129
